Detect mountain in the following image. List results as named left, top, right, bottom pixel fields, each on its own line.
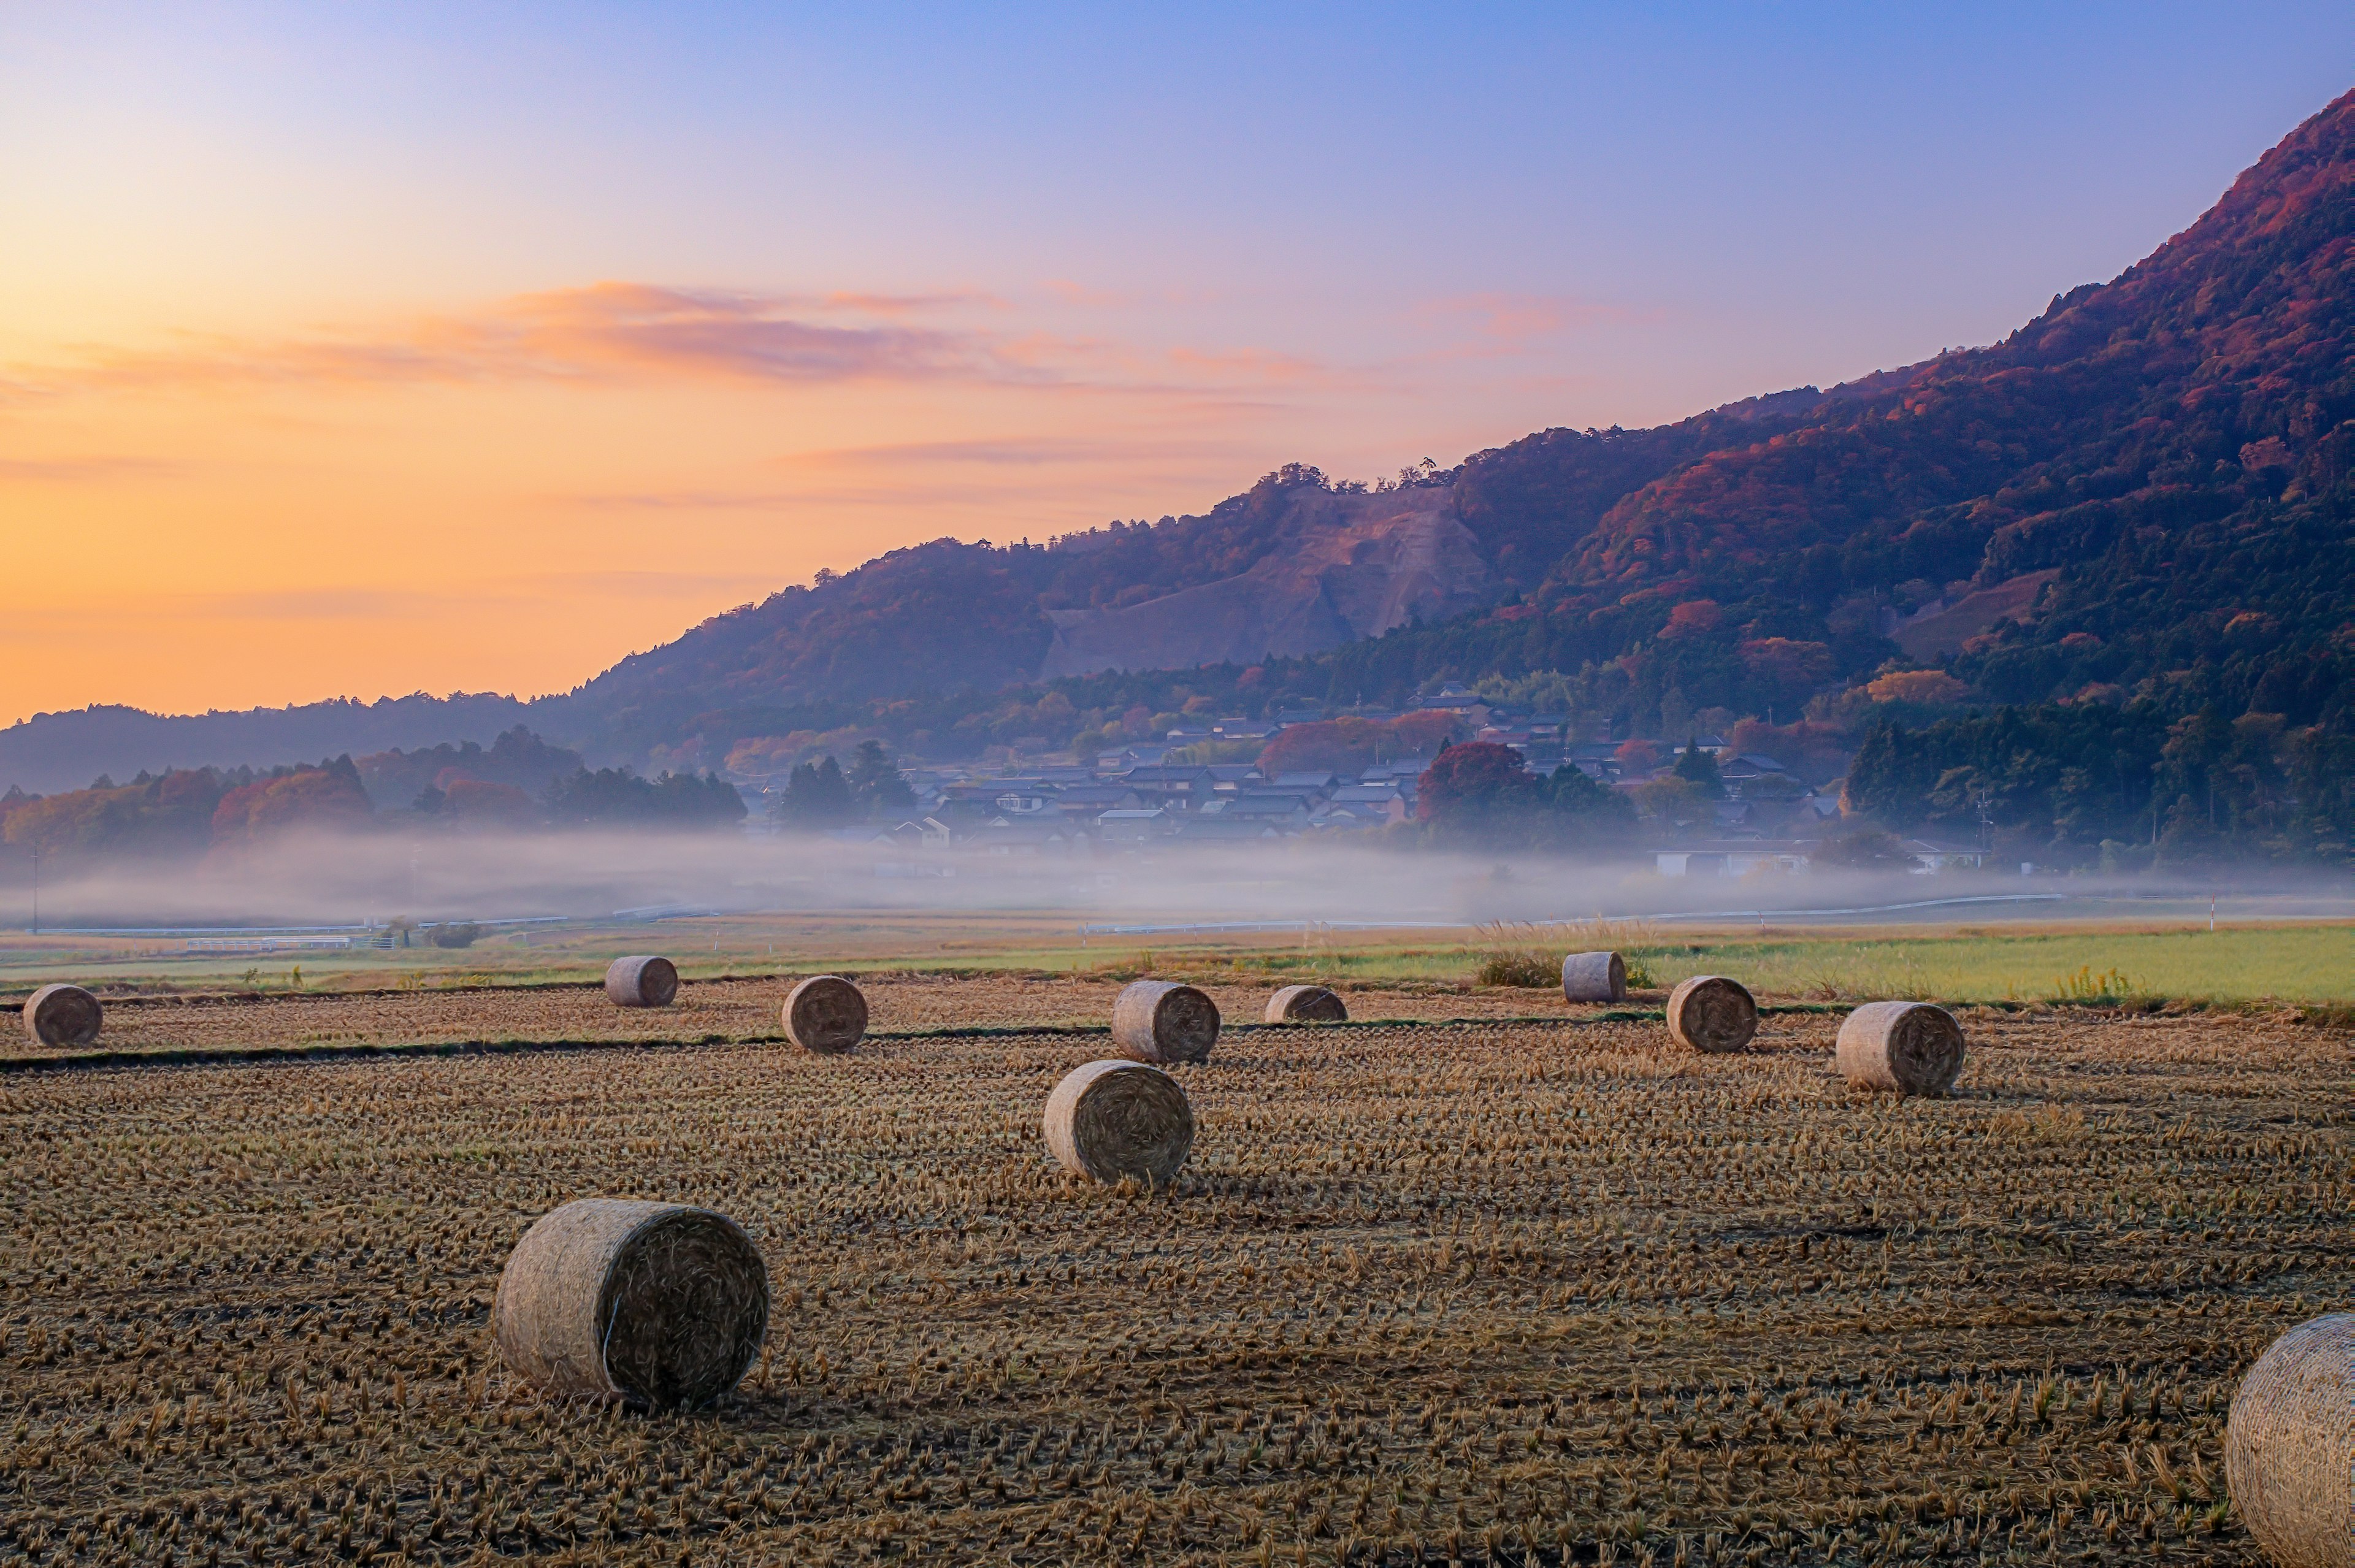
left=0, top=694, right=540, bottom=797
left=554, top=391, right=1832, bottom=749
left=10, top=86, right=2355, bottom=801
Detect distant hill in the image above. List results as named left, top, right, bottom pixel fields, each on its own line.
left=0, top=694, right=539, bottom=796
left=15, top=86, right=2355, bottom=805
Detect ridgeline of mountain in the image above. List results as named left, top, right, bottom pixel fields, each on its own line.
left=8, top=86, right=2355, bottom=794
left=550, top=387, right=1832, bottom=742
left=0, top=694, right=540, bottom=798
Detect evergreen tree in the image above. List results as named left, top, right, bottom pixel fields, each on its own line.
left=775, top=755, right=857, bottom=828
left=845, top=740, right=916, bottom=817
left=1672, top=738, right=1724, bottom=798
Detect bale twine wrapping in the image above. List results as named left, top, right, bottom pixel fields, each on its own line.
left=604, top=955, right=679, bottom=1009
left=23, top=984, right=103, bottom=1047
left=783, top=974, right=868, bottom=1054
left=1561, top=950, right=1627, bottom=1003
left=1836, top=1000, right=1965, bottom=1095
left=1666, top=974, right=1758, bottom=1054
left=1043, top=1060, right=1195, bottom=1184
left=1111, top=979, right=1220, bottom=1063
left=1265, top=984, right=1347, bottom=1023
left=2225, top=1312, right=2355, bottom=1568
left=494, top=1198, right=768, bottom=1410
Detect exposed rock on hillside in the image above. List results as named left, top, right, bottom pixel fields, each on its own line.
left=1038, top=488, right=1493, bottom=677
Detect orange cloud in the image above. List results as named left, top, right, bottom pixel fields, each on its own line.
left=7, top=283, right=1063, bottom=399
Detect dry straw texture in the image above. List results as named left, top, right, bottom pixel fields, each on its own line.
left=2225, top=1312, right=2355, bottom=1568
left=1110, top=979, right=1220, bottom=1063
left=1263, top=984, right=1347, bottom=1023
left=1837, top=1000, right=1967, bottom=1096
left=1041, top=1059, right=1195, bottom=1184
left=1561, top=950, right=1628, bottom=1003
left=602, top=956, right=679, bottom=1009
left=783, top=975, right=868, bottom=1055
left=4, top=974, right=1575, bottom=1061
left=23, top=983, right=102, bottom=1047
left=3, top=1003, right=2345, bottom=1564
left=493, top=1199, right=768, bottom=1410
left=1668, top=973, right=1759, bottom=1053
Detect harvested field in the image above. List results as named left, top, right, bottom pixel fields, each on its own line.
left=0, top=975, right=1619, bottom=1064
left=0, top=1002, right=2346, bottom=1566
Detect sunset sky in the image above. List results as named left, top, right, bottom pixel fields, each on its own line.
left=4, top=4, right=2349, bottom=724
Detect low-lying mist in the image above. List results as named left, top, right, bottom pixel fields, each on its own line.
left=6, top=829, right=2341, bottom=934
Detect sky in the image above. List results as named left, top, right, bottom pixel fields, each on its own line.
left=2, top=4, right=2351, bottom=725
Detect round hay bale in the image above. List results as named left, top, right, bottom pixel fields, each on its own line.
left=1043, top=1060, right=1195, bottom=1184
left=2226, top=1312, right=2355, bottom=1568
left=1111, top=979, right=1219, bottom=1063
left=493, top=1198, right=768, bottom=1410
left=1561, top=950, right=1627, bottom=1003
left=1666, top=974, right=1758, bottom=1054
left=1265, top=984, right=1347, bottom=1023
left=23, top=984, right=102, bottom=1047
left=783, top=974, right=868, bottom=1054
left=1836, top=1000, right=1965, bottom=1096
left=605, top=955, right=679, bottom=1009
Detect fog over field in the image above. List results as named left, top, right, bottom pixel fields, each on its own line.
left=10, top=827, right=2351, bottom=935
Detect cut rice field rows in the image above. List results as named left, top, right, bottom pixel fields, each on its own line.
left=0, top=1000, right=2346, bottom=1565
left=0, top=977, right=1618, bottom=1065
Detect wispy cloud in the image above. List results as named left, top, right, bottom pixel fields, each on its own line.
left=7, top=284, right=1064, bottom=398
left=780, top=434, right=1222, bottom=470
left=4, top=281, right=1386, bottom=407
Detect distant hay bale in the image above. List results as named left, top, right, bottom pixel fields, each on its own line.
left=1666, top=974, right=1758, bottom=1054
left=1265, top=984, right=1347, bottom=1023
left=604, top=955, right=679, bottom=1009
left=1836, top=1000, right=1965, bottom=1095
left=2226, top=1313, right=2355, bottom=1568
left=493, top=1198, right=768, bottom=1410
left=23, top=984, right=102, bottom=1048
left=1111, top=980, right=1220, bottom=1063
left=783, top=975, right=868, bottom=1054
left=1043, top=1060, right=1195, bottom=1185
left=1561, top=950, right=1627, bottom=1003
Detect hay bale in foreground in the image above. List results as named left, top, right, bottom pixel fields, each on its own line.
left=1836, top=1000, right=1964, bottom=1095
left=1043, top=1060, right=1195, bottom=1184
left=783, top=974, right=868, bottom=1054
left=1265, top=984, right=1347, bottom=1023
left=1112, top=980, right=1220, bottom=1063
left=1561, top=950, right=1627, bottom=1003
left=2226, top=1313, right=2355, bottom=1568
left=1666, top=974, right=1758, bottom=1054
left=494, top=1198, right=768, bottom=1410
left=23, top=984, right=102, bottom=1047
left=604, top=955, right=679, bottom=1009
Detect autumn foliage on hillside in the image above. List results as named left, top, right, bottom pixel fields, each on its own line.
left=1255, top=713, right=1460, bottom=775
left=1414, top=742, right=1634, bottom=849
left=211, top=759, right=373, bottom=843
